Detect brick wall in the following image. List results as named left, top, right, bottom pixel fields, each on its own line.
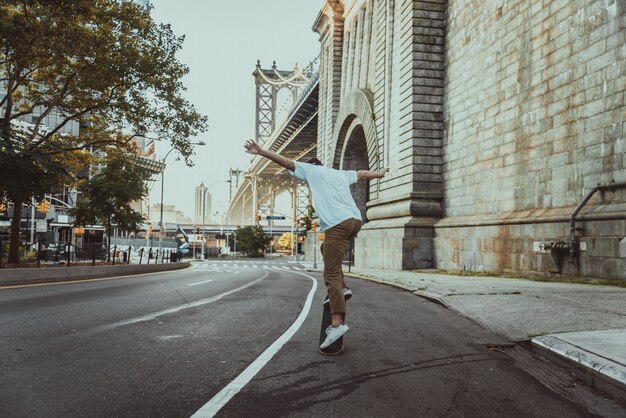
left=439, top=0, right=625, bottom=278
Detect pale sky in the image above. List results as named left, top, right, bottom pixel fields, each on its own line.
left=148, top=0, right=323, bottom=222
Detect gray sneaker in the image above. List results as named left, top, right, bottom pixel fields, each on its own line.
left=320, top=323, right=349, bottom=349
left=322, top=287, right=352, bottom=307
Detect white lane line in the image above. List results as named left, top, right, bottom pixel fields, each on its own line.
left=191, top=271, right=318, bottom=418
left=84, top=272, right=269, bottom=335
left=188, top=279, right=214, bottom=287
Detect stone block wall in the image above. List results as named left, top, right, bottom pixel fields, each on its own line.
left=439, top=0, right=625, bottom=278
left=311, top=0, right=624, bottom=278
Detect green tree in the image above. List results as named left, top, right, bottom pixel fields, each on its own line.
left=298, top=204, right=316, bottom=231
left=277, top=232, right=294, bottom=250
left=69, top=150, right=151, bottom=260
left=236, top=225, right=272, bottom=258
left=0, top=0, right=208, bottom=263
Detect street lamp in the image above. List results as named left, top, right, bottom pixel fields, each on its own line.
left=159, top=141, right=205, bottom=253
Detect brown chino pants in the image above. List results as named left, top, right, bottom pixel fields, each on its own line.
left=323, top=218, right=362, bottom=315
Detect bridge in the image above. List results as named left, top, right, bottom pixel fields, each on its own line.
left=226, top=59, right=320, bottom=227
left=223, top=0, right=625, bottom=279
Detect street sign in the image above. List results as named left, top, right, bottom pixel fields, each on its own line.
left=266, top=216, right=286, bottom=220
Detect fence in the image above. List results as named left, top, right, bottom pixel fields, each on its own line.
left=0, top=238, right=183, bottom=268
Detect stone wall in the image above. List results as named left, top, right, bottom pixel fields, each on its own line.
left=439, top=0, right=625, bottom=278
left=314, top=0, right=446, bottom=270
left=312, top=0, right=624, bottom=278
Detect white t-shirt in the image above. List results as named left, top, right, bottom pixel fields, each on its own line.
left=290, top=161, right=362, bottom=231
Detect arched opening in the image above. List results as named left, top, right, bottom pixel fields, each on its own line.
left=342, top=124, right=369, bottom=222
left=336, top=123, right=369, bottom=265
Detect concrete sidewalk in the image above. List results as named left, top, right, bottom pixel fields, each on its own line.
left=304, top=262, right=626, bottom=398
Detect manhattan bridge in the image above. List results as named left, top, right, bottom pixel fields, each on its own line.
left=225, top=57, right=321, bottom=227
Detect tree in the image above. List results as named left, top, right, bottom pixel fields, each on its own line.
left=0, top=1, right=208, bottom=263
left=278, top=232, right=294, bottom=250
left=298, top=204, right=316, bottom=231
left=69, top=150, right=151, bottom=261
left=236, top=225, right=272, bottom=258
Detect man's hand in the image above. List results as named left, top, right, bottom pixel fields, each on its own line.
left=357, top=167, right=390, bottom=181
left=243, top=139, right=295, bottom=171
left=244, top=139, right=262, bottom=155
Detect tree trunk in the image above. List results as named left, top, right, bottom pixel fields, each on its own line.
left=8, top=199, right=23, bottom=264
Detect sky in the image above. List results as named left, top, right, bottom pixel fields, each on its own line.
left=148, top=0, right=323, bottom=222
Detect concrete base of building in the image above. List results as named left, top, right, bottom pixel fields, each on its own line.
left=433, top=206, right=626, bottom=280
left=355, top=216, right=438, bottom=270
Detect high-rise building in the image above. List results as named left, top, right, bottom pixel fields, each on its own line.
left=195, top=183, right=211, bottom=224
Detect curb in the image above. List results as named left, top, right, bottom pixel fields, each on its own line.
left=532, top=335, right=626, bottom=399
left=344, top=272, right=454, bottom=310
left=346, top=271, right=626, bottom=400
left=0, top=262, right=191, bottom=287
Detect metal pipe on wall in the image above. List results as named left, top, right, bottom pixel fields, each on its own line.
left=568, top=180, right=626, bottom=263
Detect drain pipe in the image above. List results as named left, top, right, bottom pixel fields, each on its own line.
left=568, top=181, right=626, bottom=262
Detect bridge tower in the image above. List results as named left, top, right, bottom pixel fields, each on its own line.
left=252, top=60, right=312, bottom=147
left=250, top=61, right=315, bottom=219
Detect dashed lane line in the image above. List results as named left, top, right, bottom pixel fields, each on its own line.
left=187, top=279, right=214, bottom=286
left=80, top=272, right=269, bottom=336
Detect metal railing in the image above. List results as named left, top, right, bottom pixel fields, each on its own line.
left=0, top=238, right=184, bottom=268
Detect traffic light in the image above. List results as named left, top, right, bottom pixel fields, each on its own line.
left=255, top=213, right=261, bottom=222
left=312, top=222, right=316, bottom=232
left=149, top=225, right=153, bottom=236
left=37, top=200, right=49, bottom=213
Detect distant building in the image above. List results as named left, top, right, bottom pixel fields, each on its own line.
left=195, top=183, right=212, bottom=224
left=151, top=204, right=192, bottom=226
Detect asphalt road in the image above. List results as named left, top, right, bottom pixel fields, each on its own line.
left=0, top=260, right=617, bottom=417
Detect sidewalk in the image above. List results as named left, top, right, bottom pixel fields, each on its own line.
left=303, top=262, right=626, bottom=397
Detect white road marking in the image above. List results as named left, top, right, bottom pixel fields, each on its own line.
left=188, top=279, right=214, bottom=286
left=83, top=272, right=269, bottom=335
left=191, top=271, right=318, bottom=418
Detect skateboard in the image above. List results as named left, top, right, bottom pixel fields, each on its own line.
left=319, top=299, right=344, bottom=355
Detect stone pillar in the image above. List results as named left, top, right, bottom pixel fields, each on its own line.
left=355, top=0, right=447, bottom=270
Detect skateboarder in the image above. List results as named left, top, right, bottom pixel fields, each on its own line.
left=244, top=139, right=389, bottom=349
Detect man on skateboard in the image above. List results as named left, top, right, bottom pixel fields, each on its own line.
left=244, top=139, right=389, bottom=350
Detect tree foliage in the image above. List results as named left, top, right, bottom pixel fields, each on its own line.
left=69, top=150, right=151, bottom=244
left=277, top=232, right=294, bottom=250
left=236, top=225, right=272, bottom=258
left=298, top=204, right=316, bottom=231
left=0, top=0, right=208, bottom=263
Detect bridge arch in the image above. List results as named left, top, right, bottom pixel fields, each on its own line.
left=331, top=89, right=379, bottom=171
left=330, top=89, right=379, bottom=221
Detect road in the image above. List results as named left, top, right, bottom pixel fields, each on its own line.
left=0, top=260, right=621, bottom=417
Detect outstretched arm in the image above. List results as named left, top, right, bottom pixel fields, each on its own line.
left=244, top=139, right=295, bottom=172
left=357, top=167, right=389, bottom=181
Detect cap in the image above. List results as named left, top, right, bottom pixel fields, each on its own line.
left=306, top=157, right=323, bottom=166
